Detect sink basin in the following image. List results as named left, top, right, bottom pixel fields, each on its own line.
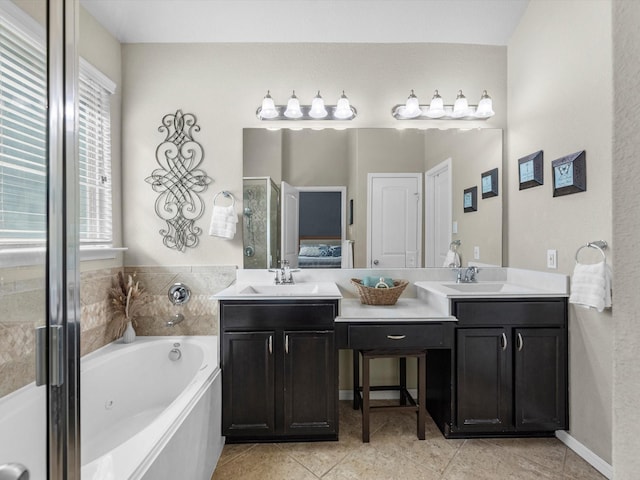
left=443, top=283, right=507, bottom=293
left=230, top=282, right=342, bottom=298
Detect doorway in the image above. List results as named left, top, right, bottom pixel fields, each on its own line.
left=425, top=158, right=453, bottom=267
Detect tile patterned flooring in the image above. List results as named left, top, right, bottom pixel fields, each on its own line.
left=212, top=401, right=606, bottom=480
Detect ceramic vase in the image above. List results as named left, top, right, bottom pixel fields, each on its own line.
left=122, top=320, right=136, bottom=344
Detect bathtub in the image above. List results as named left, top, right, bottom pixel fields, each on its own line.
left=0, top=336, right=223, bottom=480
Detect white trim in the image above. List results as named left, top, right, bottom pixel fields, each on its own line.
left=555, top=430, right=613, bottom=479
left=0, top=246, right=127, bottom=268
left=0, top=0, right=45, bottom=47
left=79, top=57, right=117, bottom=94
left=425, top=157, right=453, bottom=267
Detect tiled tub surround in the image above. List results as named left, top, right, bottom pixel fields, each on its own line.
left=0, top=265, right=236, bottom=398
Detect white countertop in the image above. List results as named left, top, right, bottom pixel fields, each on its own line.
left=415, top=280, right=569, bottom=299
left=214, top=281, right=343, bottom=300
left=337, top=298, right=456, bottom=322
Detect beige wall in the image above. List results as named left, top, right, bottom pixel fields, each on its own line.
left=612, top=1, right=640, bottom=478
left=121, top=43, right=507, bottom=266
left=508, top=0, right=613, bottom=464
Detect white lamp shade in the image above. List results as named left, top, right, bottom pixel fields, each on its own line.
left=284, top=92, right=302, bottom=119
left=401, top=90, right=421, bottom=118
left=308, top=91, right=328, bottom=119
left=426, top=90, right=445, bottom=118
left=475, top=90, right=494, bottom=118
left=334, top=93, right=353, bottom=119
left=259, top=92, right=278, bottom=119
left=452, top=90, right=470, bottom=118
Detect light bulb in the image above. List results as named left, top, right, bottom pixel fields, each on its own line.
left=258, top=90, right=278, bottom=119
left=452, top=90, right=470, bottom=118
left=475, top=90, right=495, bottom=118
left=284, top=91, right=302, bottom=119
left=334, top=91, right=354, bottom=119
left=308, top=90, right=328, bottom=119
left=426, top=89, right=445, bottom=118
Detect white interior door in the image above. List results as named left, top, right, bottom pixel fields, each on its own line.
left=426, top=158, right=452, bottom=267
left=281, top=181, right=299, bottom=268
left=367, top=173, right=422, bottom=268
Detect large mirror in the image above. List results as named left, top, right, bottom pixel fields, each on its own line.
left=243, top=128, right=503, bottom=269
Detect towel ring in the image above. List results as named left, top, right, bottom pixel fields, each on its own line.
left=575, top=241, right=607, bottom=263
left=449, top=240, right=461, bottom=251
left=213, top=190, right=235, bottom=207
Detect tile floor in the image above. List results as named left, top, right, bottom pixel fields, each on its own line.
left=212, top=401, right=606, bottom=480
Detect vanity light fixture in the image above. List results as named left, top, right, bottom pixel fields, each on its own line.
left=256, top=90, right=358, bottom=120
left=392, top=89, right=495, bottom=120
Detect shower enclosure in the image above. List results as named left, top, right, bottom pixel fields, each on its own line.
left=0, top=0, right=81, bottom=478
left=243, top=177, right=280, bottom=269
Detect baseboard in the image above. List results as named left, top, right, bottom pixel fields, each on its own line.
left=555, top=430, right=613, bottom=479
left=339, top=388, right=417, bottom=401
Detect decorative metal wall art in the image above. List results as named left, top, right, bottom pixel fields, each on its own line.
left=145, top=110, right=212, bottom=251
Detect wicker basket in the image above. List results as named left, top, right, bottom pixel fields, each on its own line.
left=351, top=278, right=409, bottom=306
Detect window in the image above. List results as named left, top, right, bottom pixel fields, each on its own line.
left=0, top=3, right=115, bottom=253
left=78, top=59, right=115, bottom=244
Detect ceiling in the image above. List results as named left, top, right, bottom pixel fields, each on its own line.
left=80, top=0, right=529, bottom=45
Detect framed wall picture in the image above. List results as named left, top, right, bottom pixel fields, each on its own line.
left=481, top=168, right=499, bottom=198
left=463, top=186, right=477, bottom=212
left=552, top=150, right=586, bottom=197
left=518, top=150, right=543, bottom=190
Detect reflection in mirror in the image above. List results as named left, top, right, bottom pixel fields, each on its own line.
left=243, top=128, right=503, bottom=269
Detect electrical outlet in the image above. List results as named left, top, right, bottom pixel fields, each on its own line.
left=547, top=249, right=558, bottom=269
left=473, top=246, right=480, bottom=260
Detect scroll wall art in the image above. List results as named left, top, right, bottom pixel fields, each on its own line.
left=145, top=110, right=212, bottom=251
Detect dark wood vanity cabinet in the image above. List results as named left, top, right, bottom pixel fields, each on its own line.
left=450, top=299, right=568, bottom=437
left=220, top=299, right=338, bottom=442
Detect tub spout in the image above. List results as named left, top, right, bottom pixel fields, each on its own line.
left=166, top=313, right=184, bottom=327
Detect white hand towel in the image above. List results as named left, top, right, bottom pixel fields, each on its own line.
left=209, top=205, right=238, bottom=239
left=341, top=240, right=354, bottom=268
left=569, top=261, right=612, bottom=312
left=443, top=249, right=461, bottom=268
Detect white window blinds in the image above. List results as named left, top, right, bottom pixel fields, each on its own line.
left=0, top=4, right=115, bottom=247
left=79, top=59, right=115, bottom=244
left=0, top=12, right=47, bottom=244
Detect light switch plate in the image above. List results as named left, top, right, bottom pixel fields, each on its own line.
left=473, top=246, right=480, bottom=260
left=452, top=221, right=458, bottom=234
left=547, top=249, right=558, bottom=269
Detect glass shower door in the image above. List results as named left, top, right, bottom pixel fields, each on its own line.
left=1, top=0, right=80, bottom=478
left=0, top=0, right=49, bottom=478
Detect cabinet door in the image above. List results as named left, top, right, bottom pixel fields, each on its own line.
left=283, top=330, right=337, bottom=436
left=222, top=331, right=276, bottom=437
left=514, top=328, right=567, bottom=431
left=456, top=328, right=512, bottom=432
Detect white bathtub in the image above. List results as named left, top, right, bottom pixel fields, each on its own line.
left=0, top=336, right=223, bottom=480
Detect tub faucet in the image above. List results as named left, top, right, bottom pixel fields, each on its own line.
left=166, top=313, right=184, bottom=327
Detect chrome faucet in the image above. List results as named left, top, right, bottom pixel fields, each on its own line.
left=166, top=313, right=184, bottom=327
left=456, top=266, right=479, bottom=283
left=275, top=260, right=294, bottom=284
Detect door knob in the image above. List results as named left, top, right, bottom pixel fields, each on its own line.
left=373, top=259, right=379, bottom=265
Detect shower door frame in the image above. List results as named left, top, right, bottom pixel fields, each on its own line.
left=47, top=0, right=81, bottom=478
